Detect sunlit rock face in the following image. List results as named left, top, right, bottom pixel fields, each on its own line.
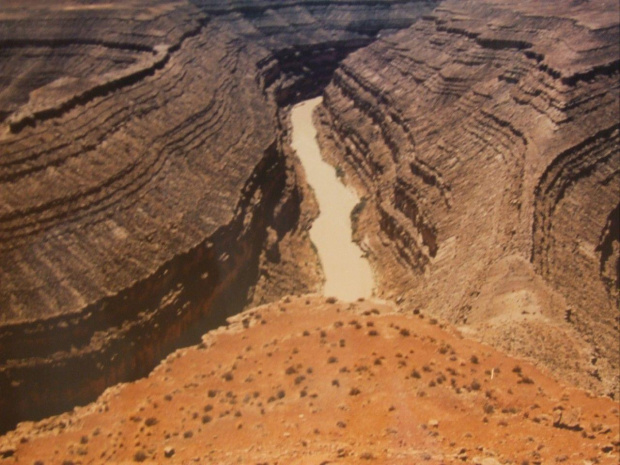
left=0, top=0, right=436, bottom=432
left=316, top=0, right=619, bottom=396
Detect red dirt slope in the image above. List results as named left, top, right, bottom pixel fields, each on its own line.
left=0, top=296, right=618, bottom=464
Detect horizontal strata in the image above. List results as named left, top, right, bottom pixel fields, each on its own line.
left=0, top=0, right=436, bottom=432
left=316, top=0, right=619, bottom=397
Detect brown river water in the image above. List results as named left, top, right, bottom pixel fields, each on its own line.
left=291, top=97, right=374, bottom=301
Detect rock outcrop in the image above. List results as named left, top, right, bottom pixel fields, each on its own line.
left=0, top=0, right=436, bottom=432
left=316, top=0, right=619, bottom=396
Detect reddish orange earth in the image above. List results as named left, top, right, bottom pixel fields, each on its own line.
left=0, top=296, right=618, bottom=464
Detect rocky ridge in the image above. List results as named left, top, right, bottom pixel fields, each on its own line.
left=0, top=296, right=618, bottom=463
left=316, top=0, right=619, bottom=398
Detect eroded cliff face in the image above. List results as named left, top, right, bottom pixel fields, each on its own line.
left=192, top=0, right=438, bottom=105
left=0, top=0, right=436, bottom=432
left=316, top=0, right=619, bottom=397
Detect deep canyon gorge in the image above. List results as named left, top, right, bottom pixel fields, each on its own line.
left=0, top=0, right=618, bottom=462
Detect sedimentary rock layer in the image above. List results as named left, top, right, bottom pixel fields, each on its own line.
left=0, top=0, right=435, bottom=432
left=192, top=0, right=438, bottom=104
left=0, top=1, right=285, bottom=431
left=316, top=0, right=619, bottom=396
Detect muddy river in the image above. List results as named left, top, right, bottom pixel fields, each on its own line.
left=291, top=97, right=374, bottom=301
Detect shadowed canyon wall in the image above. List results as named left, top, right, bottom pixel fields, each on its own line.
left=0, top=0, right=436, bottom=432
left=316, top=0, right=619, bottom=397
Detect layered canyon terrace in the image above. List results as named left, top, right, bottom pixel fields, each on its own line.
left=0, top=0, right=618, bottom=462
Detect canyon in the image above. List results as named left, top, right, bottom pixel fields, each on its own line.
left=0, top=0, right=618, bottom=461
left=0, top=0, right=436, bottom=434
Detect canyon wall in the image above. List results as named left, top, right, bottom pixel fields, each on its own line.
left=316, top=0, right=619, bottom=397
left=0, top=0, right=436, bottom=432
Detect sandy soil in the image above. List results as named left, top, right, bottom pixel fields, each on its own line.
left=291, top=98, right=374, bottom=301
left=1, top=296, right=617, bottom=464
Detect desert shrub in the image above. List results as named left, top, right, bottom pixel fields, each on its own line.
left=483, top=403, right=495, bottom=414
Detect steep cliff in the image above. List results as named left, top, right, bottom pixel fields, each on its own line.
left=0, top=0, right=436, bottom=432
left=192, top=0, right=438, bottom=104
left=316, top=0, right=619, bottom=396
